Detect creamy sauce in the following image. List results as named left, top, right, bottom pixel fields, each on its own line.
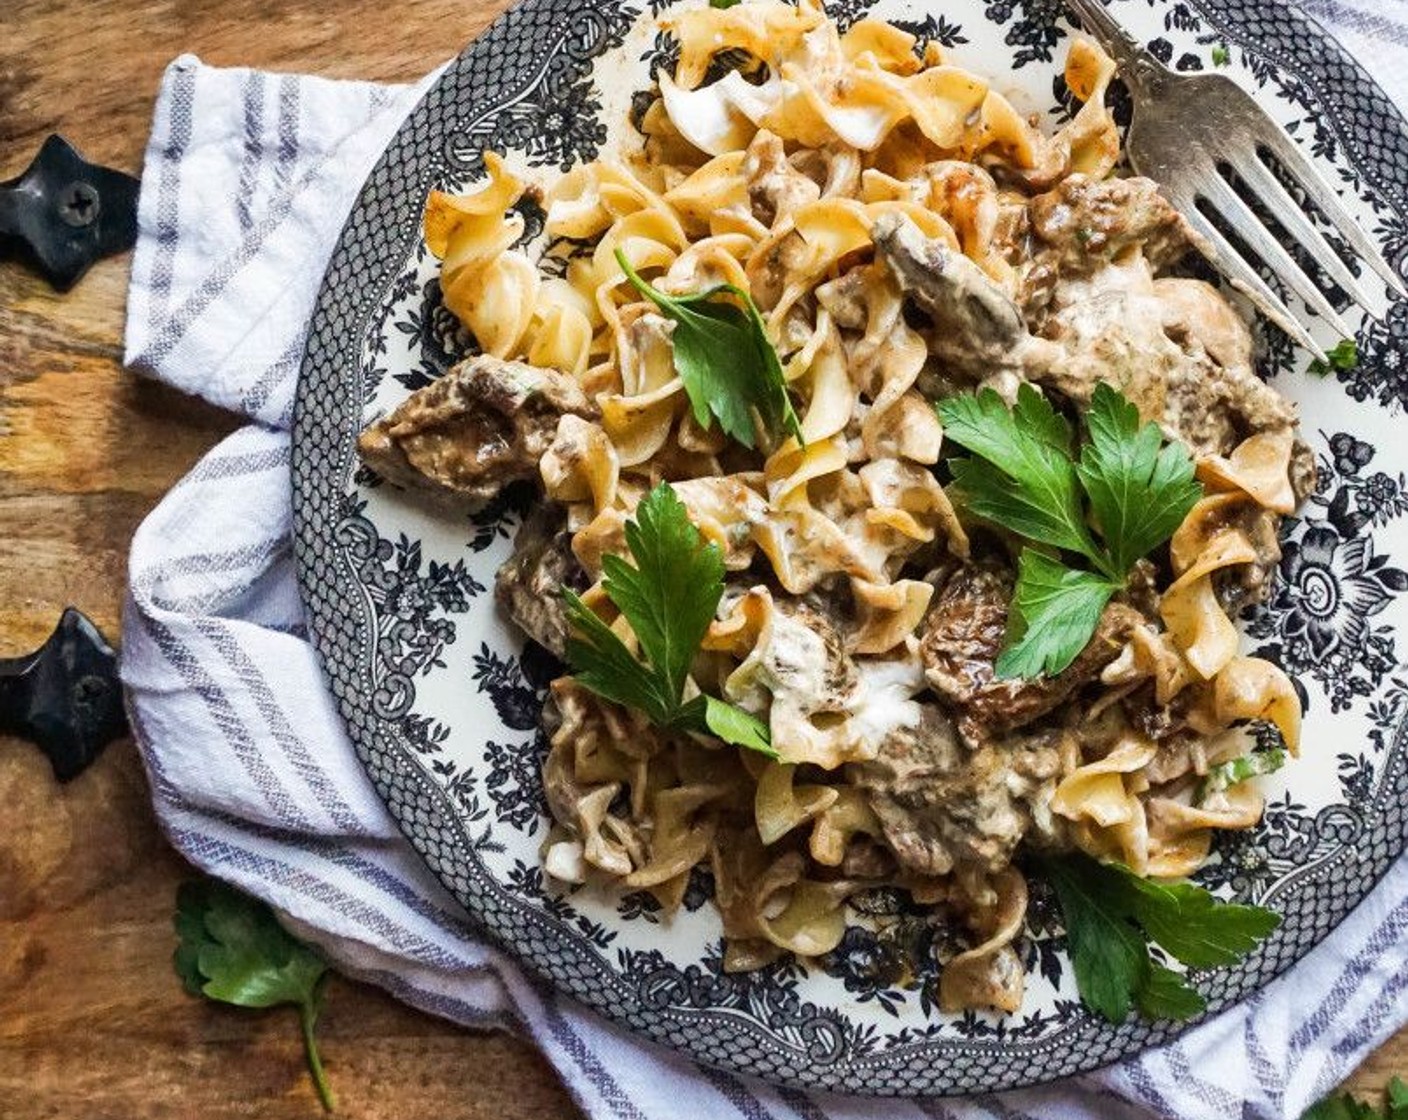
left=757, top=609, right=835, bottom=705
left=1048, top=252, right=1154, bottom=312
left=848, top=658, right=925, bottom=756
left=724, top=605, right=834, bottom=719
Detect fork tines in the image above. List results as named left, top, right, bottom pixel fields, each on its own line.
left=1064, top=0, right=1407, bottom=356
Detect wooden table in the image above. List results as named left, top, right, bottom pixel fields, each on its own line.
left=0, top=2, right=1400, bottom=1116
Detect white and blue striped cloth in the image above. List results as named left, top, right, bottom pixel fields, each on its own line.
left=123, top=4, right=1408, bottom=1114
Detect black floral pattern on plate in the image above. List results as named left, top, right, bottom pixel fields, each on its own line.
left=483, top=733, right=549, bottom=833
left=472, top=644, right=542, bottom=732
left=497, top=78, right=610, bottom=173
left=468, top=481, right=535, bottom=553
left=334, top=493, right=485, bottom=730
left=984, top=0, right=1067, bottom=68
left=890, top=12, right=969, bottom=51
left=392, top=277, right=476, bottom=392
left=1248, top=434, right=1408, bottom=713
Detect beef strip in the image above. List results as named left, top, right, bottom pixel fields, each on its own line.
left=1120, top=682, right=1194, bottom=746
left=1020, top=186, right=1298, bottom=457
left=726, top=594, right=861, bottom=738
left=1152, top=278, right=1298, bottom=452
left=840, top=839, right=896, bottom=880
left=1019, top=175, right=1194, bottom=324
left=849, top=703, right=1064, bottom=876
left=919, top=562, right=1141, bottom=739
left=871, top=212, right=1031, bottom=380
left=494, top=503, right=585, bottom=657
left=1034, top=275, right=1297, bottom=458
left=1028, top=174, right=1194, bottom=274
left=878, top=193, right=1301, bottom=463
left=357, top=354, right=598, bottom=504
left=815, top=265, right=870, bottom=331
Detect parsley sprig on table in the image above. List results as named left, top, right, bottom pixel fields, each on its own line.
left=562, top=482, right=777, bottom=758
left=937, top=382, right=1203, bottom=678
left=1304, top=1077, right=1408, bottom=1120
left=175, top=879, right=336, bottom=1111
left=1036, top=853, right=1280, bottom=1023
left=616, top=249, right=801, bottom=450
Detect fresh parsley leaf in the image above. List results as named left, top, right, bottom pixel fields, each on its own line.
left=1113, top=867, right=1281, bottom=968
left=1037, top=852, right=1149, bottom=1022
left=1309, top=337, right=1359, bottom=377
left=1303, top=1079, right=1408, bottom=1120
left=175, top=879, right=336, bottom=1112
left=1198, top=748, right=1287, bottom=801
left=1077, top=382, right=1203, bottom=578
left=563, top=482, right=779, bottom=759
left=939, top=383, right=1076, bottom=490
left=710, top=0, right=742, bottom=7
left=696, top=693, right=774, bottom=754
left=608, top=484, right=723, bottom=704
left=996, top=550, right=1118, bottom=679
left=1034, top=852, right=1279, bottom=1023
left=1211, top=44, right=1231, bottom=66
left=1304, top=1094, right=1377, bottom=1120
left=1390, top=1078, right=1408, bottom=1119
left=939, top=385, right=1101, bottom=563
left=563, top=589, right=672, bottom=718
left=616, top=249, right=801, bottom=449
left=937, top=382, right=1202, bottom=677
left=1136, top=960, right=1207, bottom=1020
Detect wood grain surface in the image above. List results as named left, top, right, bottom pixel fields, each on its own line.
left=0, top=1, right=1400, bottom=1116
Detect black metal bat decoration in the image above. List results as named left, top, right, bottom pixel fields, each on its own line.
left=0, top=135, right=139, bottom=290
left=1, top=608, right=128, bottom=781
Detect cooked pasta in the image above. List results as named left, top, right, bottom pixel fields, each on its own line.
left=358, top=0, right=1313, bottom=1015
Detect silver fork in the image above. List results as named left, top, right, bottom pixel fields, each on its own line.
left=1064, top=0, right=1407, bottom=355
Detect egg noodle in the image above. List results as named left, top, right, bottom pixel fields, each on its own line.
left=392, top=0, right=1307, bottom=1014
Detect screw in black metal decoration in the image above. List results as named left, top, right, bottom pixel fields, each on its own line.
left=0, top=135, right=138, bottom=290
left=57, top=181, right=101, bottom=228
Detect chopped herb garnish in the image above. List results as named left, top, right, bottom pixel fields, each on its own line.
left=1198, top=748, right=1287, bottom=802
left=1309, top=337, right=1359, bottom=377
left=937, top=382, right=1202, bottom=678
left=616, top=248, right=801, bottom=449
left=563, top=482, right=778, bottom=758
left=1211, top=44, right=1231, bottom=66
left=1035, top=852, right=1280, bottom=1023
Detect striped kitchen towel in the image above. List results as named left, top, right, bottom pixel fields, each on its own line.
left=122, top=14, right=1408, bottom=1120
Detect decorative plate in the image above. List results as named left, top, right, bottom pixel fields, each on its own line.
left=292, top=0, right=1408, bottom=1095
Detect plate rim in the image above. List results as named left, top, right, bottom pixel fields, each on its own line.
left=291, top=0, right=1408, bottom=1095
